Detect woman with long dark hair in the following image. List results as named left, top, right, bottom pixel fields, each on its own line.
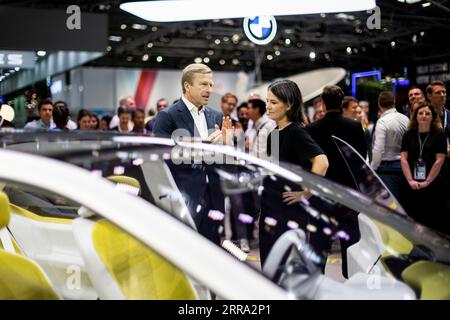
left=259, top=80, right=329, bottom=265
left=400, top=102, right=448, bottom=234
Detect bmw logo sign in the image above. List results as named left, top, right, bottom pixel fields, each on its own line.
left=243, top=16, right=277, bottom=46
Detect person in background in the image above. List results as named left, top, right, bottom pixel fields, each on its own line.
left=237, top=103, right=249, bottom=132
left=90, top=113, right=100, bottom=130
left=77, top=109, right=92, bottom=130
left=311, top=96, right=324, bottom=122
left=246, top=98, right=276, bottom=159
left=401, top=102, right=448, bottom=234
left=24, top=99, right=55, bottom=129
left=306, top=85, right=367, bottom=278
left=109, top=96, right=136, bottom=130
left=405, top=87, right=426, bottom=118
left=426, top=81, right=450, bottom=231
left=341, top=96, right=358, bottom=120
left=99, top=115, right=112, bottom=131
left=371, top=91, right=409, bottom=201
left=111, top=107, right=133, bottom=133
left=220, top=93, right=239, bottom=122
left=145, top=98, right=169, bottom=133
left=54, top=101, right=77, bottom=130
left=52, top=103, right=70, bottom=130
left=132, top=109, right=148, bottom=134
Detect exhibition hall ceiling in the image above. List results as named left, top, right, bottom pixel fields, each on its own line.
left=0, top=0, right=449, bottom=79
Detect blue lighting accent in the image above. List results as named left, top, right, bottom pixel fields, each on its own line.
left=351, top=70, right=382, bottom=97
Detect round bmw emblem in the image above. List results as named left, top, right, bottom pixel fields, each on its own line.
left=243, top=16, right=277, bottom=46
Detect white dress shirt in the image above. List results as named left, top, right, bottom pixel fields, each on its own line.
left=371, top=108, right=409, bottom=170
left=246, top=115, right=276, bottom=158
left=182, top=96, right=209, bottom=140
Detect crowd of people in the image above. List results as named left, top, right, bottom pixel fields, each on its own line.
left=1, top=63, right=448, bottom=271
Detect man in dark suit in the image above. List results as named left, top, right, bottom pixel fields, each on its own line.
left=153, top=63, right=231, bottom=245
left=306, top=85, right=367, bottom=278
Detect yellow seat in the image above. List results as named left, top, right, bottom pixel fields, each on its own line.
left=0, top=192, right=59, bottom=300
left=401, top=261, right=450, bottom=300
left=73, top=176, right=198, bottom=300
left=372, top=220, right=413, bottom=257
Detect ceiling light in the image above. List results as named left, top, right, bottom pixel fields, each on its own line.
left=120, top=24, right=127, bottom=30
left=412, top=34, right=418, bottom=43
left=346, top=47, right=352, bottom=54
left=106, top=46, right=112, bottom=52
left=194, top=57, right=202, bottom=63
left=309, top=51, right=316, bottom=60
left=151, top=26, right=158, bottom=32
left=126, top=56, right=133, bottom=62
left=267, top=54, right=273, bottom=61
left=353, top=48, right=359, bottom=53
left=219, top=59, right=226, bottom=65
left=207, top=50, right=214, bottom=56
left=37, top=51, right=46, bottom=57
left=223, top=36, right=230, bottom=42
left=324, top=53, right=331, bottom=60
left=203, top=57, right=210, bottom=63
left=232, top=58, right=240, bottom=65
left=284, top=38, right=291, bottom=45
left=120, top=0, right=377, bottom=22
left=275, top=50, right=281, bottom=56
left=214, top=39, right=221, bottom=45
left=4, top=73, right=10, bottom=76
left=390, top=41, right=396, bottom=48
left=142, top=54, right=149, bottom=61
left=320, top=13, right=326, bottom=18
left=147, top=42, right=154, bottom=48
left=422, top=2, right=431, bottom=7
left=109, top=35, right=122, bottom=42
left=132, top=23, right=148, bottom=30
left=420, top=31, right=425, bottom=36
left=14, top=67, right=20, bottom=71
left=156, top=56, right=163, bottom=62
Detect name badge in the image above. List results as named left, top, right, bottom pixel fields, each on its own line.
left=414, top=160, right=427, bottom=181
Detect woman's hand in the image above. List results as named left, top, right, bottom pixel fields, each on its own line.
left=282, top=191, right=311, bottom=205
left=408, top=179, right=420, bottom=190
left=418, top=180, right=430, bottom=189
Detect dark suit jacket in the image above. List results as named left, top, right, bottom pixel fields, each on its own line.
left=152, top=98, right=224, bottom=243
left=306, top=112, right=367, bottom=189
left=153, top=99, right=223, bottom=139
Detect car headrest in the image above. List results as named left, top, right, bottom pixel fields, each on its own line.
left=0, top=192, right=10, bottom=228
left=107, top=176, right=141, bottom=196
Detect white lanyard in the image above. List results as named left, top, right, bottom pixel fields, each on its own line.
left=418, top=132, right=430, bottom=161
left=443, top=110, right=448, bottom=130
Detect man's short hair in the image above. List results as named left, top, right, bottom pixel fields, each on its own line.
left=342, top=96, right=358, bottom=110
left=321, top=85, right=344, bottom=111
left=236, top=102, right=248, bottom=113
left=118, top=106, right=132, bottom=116
left=378, top=91, right=395, bottom=109
left=221, top=92, right=238, bottom=103
left=37, top=99, right=53, bottom=111
left=426, top=80, right=446, bottom=95
left=312, top=96, right=322, bottom=106
left=181, top=63, right=212, bottom=93
left=132, top=108, right=145, bottom=119
left=248, top=98, right=266, bottom=116
left=119, top=96, right=134, bottom=107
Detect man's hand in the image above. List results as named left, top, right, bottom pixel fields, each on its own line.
left=282, top=191, right=312, bottom=205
